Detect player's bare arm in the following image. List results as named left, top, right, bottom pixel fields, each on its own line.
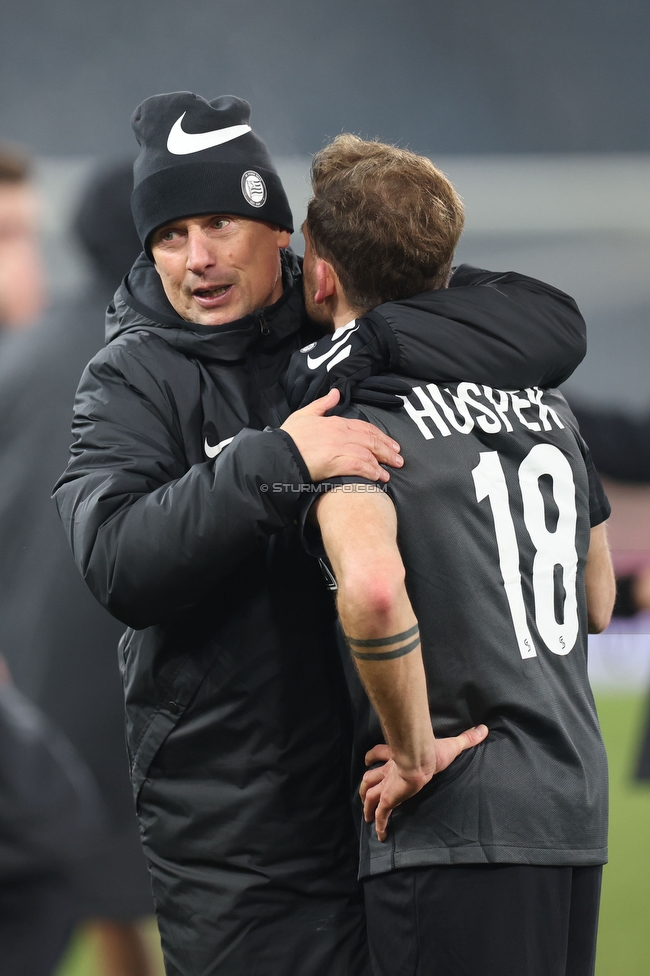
left=585, top=523, right=615, bottom=633
left=315, top=486, right=487, bottom=841
left=281, top=388, right=402, bottom=483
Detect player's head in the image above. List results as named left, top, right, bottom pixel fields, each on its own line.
left=0, top=145, right=44, bottom=330
left=303, top=134, right=464, bottom=324
left=130, top=92, right=293, bottom=326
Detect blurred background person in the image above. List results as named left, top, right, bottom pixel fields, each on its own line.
left=0, top=162, right=156, bottom=976
left=0, top=653, right=103, bottom=976
left=571, top=401, right=650, bottom=618
left=0, top=145, right=45, bottom=333
left=570, top=400, right=650, bottom=789
left=573, top=405, right=650, bottom=487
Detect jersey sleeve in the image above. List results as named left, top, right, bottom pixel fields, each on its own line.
left=584, top=443, right=612, bottom=527
left=552, top=396, right=611, bottom=528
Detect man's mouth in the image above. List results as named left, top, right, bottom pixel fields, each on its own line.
left=192, top=284, right=233, bottom=307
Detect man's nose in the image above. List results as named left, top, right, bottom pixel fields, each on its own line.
left=186, top=227, right=216, bottom=275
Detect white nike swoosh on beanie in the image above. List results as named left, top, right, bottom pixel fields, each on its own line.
left=167, top=114, right=251, bottom=155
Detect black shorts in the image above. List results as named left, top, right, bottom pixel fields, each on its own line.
left=363, top=863, right=602, bottom=976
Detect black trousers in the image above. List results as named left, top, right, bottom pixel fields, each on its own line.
left=364, top=863, right=602, bottom=976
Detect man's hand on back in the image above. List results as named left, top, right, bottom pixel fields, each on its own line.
left=281, top=389, right=403, bottom=483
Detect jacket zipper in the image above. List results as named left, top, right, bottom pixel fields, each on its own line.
left=251, top=312, right=286, bottom=425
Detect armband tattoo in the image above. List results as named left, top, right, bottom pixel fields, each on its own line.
left=345, top=623, right=420, bottom=661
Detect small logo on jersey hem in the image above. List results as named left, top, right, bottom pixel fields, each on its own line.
left=241, top=171, right=267, bottom=208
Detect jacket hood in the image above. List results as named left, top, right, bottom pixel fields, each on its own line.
left=106, top=247, right=305, bottom=363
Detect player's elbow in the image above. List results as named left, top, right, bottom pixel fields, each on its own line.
left=587, top=583, right=615, bottom=633
left=587, top=602, right=613, bottom=635
left=337, top=558, right=405, bottom=631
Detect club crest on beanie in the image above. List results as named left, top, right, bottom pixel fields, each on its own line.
left=131, top=92, right=293, bottom=256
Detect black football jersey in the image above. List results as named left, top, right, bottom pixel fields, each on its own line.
left=345, top=382, right=608, bottom=877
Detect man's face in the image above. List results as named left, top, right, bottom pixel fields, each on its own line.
left=301, top=226, right=335, bottom=330
left=0, top=181, right=44, bottom=329
left=150, top=214, right=291, bottom=326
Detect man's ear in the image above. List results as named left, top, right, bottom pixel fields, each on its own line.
left=314, top=260, right=336, bottom=305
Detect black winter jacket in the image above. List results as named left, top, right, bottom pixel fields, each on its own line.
left=54, top=251, right=586, bottom=975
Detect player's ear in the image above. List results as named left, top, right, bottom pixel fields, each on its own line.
left=314, top=259, right=336, bottom=305
left=275, top=227, right=291, bottom=248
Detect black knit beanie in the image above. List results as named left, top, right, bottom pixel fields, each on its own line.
left=131, top=92, right=293, bottom=257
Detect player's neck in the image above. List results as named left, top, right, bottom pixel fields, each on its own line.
left=331, top=295, right=367, bottom=332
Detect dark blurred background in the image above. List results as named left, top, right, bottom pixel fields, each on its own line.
left=1, top=0, right=649, bottom=157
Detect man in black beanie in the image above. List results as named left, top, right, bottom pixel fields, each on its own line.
left=54, top=91, right=591, bottom=976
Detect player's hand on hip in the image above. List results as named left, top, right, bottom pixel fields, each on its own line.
left=360, top=750, right=431, bottom=842
left=428, top=724, right=488, bottom=777
left=360, top=725, right=488, bottom=842
left=280, top=388, right=403, bottom=483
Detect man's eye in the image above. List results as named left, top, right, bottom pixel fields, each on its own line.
left=212, top=219, right=230, bottom=230
left=154, top=229, right=178, bottom=245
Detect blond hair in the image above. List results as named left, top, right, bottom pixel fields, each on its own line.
left=307, top=134, right=464, bottom=310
